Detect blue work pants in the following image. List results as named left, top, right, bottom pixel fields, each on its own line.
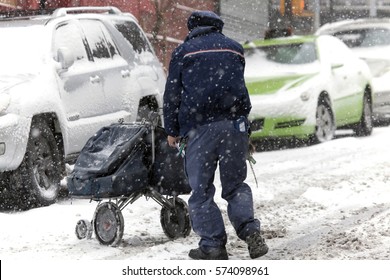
left=185, top=119, right=260, bottom=250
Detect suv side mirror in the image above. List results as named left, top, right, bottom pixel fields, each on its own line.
left=57, top=47, right=75, bottom=70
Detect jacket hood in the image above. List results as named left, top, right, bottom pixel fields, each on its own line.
left=187, top=11, right=224, bottom=32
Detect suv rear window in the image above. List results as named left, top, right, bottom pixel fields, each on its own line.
left=113, top=20, right=152, bottom=54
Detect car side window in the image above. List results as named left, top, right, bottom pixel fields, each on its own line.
left=101, top=26, right=120, bottom=58
left=112, top=20, right=152, bottom=54
left=335, top=28, right=390, bottom=48
left=360, top=28, right=390, bottom=47
left=334, top=30, right=364, bottom=48
left=80, top=20, right=119, bottom=60
left=53, top=22, right=89, bottom=63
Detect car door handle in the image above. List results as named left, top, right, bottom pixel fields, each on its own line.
left=90, top=75, right=101, bottom=84
left=67, top=113, right=80, bottom=121
left=121, top=70, right=130, bottom=78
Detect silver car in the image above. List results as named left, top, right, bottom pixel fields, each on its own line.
left=316, top=18, right=390, bottom=123
left=0, top=7, right=166, bottom=209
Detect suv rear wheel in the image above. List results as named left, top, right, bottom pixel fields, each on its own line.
left=12, top=120, right=63, bottom=208
left=136, top=97, right=161, bottom=125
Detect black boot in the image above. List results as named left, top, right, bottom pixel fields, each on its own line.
left=246, top=232, right=269, bottom=259
left=188, top=247, right=228, bottom=260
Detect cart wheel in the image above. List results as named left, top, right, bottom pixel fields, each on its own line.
left=75, top=219, right=93, bottom=240
left=93, top=202, right=124, bottom=247
left=160, top=197, right=191, bottom=239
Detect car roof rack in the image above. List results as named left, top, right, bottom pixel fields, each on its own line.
left=52, top=6, right=122, bottom=17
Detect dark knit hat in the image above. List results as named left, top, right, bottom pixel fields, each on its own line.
left=187, top=10, right=224, bottom=32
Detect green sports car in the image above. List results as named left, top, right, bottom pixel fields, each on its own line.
left=243, top=35, right=373, bottom=143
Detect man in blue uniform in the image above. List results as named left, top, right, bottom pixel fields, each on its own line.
left=163, top=10, right=268, bottom=260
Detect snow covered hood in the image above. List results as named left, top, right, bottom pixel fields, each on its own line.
left=0, top=74, right=35, bottom=93
left=0, top=25, right=48, bottom=76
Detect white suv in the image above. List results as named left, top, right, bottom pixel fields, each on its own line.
left=0, top=7, right=166, bottom=209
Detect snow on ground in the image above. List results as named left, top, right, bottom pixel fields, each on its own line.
left=1, top=125, right=390, bottom=262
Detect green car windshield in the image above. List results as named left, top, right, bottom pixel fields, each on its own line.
left=244, top=42, right=319, bottom=78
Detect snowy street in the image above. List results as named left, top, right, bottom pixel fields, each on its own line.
left=2, top=3, right=390, bottom=280
left=1, top=125, right=389, bottom=261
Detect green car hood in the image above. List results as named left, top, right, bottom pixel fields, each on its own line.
left=245, top=73, right=317, bottom=95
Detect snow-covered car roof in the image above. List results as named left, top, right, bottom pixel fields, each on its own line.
left=0, top=6, right=143, bottom=75
left=316, top=18, right=390, bottom=50
left=0, top=6, right=138, bottom=27
left=316, top=17, right=390, bottom=35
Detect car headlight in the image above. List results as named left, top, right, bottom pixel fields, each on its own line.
left=0, top=94, right=11, bottom=115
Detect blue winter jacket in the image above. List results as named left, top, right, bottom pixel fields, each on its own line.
left=163, top=11, right=252, bottom=137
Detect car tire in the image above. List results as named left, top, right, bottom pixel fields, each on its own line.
left=354, top=94, right=373, bottom=137
left=311, top=97, right=335, bottom=144
left=0, top=172, right=20, bottom=210
left=137, top=103, right=161, bottom=125
left=137, top=103, right=151, bottom=122
left=12, top=120, right=63, bottom=209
